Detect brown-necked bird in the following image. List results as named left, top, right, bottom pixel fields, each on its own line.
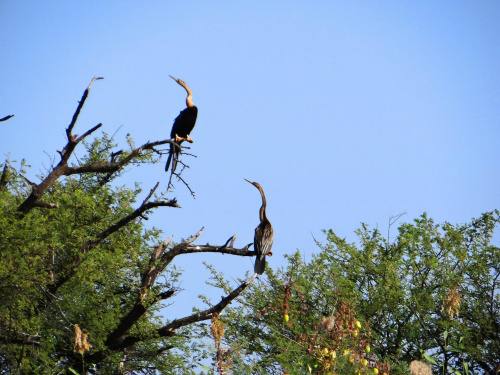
left=165, top=75, right=198, bottom=173
left=245, top=179, right=273, bottom=275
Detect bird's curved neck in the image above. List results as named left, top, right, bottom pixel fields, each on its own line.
left=184, top=87, right=194, bottom=108
left=259, top=189, right=268, bottom=223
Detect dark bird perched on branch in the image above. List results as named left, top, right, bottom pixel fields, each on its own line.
left=245, top=179, right=273, bottom=275
left=165, top=76, right=198, bottom=173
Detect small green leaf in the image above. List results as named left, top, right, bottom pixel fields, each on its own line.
left=422, top=352, right=438, bottom=365
left=446, top=346, right=465, bottom=353
left=68, top=368, right=79, bottom=375
left=463, top=362, right=469, bottom=375
left=200, top=365, right=211, bottom=370
left=443, top=329, right=448, bottom=342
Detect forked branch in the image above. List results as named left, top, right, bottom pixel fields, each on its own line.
left=158, top=273, right=257, bottom=335
left=104, top=229, right=256, bottom=350
left=112, top=274, right=257, bottom=350
left=16, top=77, right=183, bottom=217
left=66, top=76, right=103, bottom=141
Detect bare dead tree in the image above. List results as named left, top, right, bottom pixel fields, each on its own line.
left=6, top=77, right=260, bottom=369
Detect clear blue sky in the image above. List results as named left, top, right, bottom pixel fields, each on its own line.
left=2, top=2, right=499, bottom=320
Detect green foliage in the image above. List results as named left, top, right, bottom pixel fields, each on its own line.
left=421, top=329, right=470, bottom=375
left=0, top=136, right=198, bottom=374
left=210, top=252, right=386, bottom=375
left=217, top=212, right=500, bottom=374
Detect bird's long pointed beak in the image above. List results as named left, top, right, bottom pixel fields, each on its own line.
left=244, top=178, right=252, bottom=184
left=169, top=75, right=179, bottom=82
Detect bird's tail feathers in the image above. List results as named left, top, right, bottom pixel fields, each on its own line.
left=165, top=150, right=173, bottom=172
left=171, top=154, right=178, bottom=173
left=254, top=256, right=266, bottom=275
left=165, top=146, right=179, bottom=173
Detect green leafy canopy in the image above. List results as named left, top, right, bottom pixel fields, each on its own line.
left=216, top=211, right=500, bottom=375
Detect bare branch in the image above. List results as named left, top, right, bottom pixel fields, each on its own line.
left=33, top=201, right=59, bottom=209
left=182, top=244, right=255, bottom=257
left=156, top=236, right=173, bottom=260
left=42, top=151, right=57, bottom=173
left=172, top=170, right=195, bottom=198
left=20, top=175, right=37, bottom=188
left=17, top=136, right=181, bottom=217
left=229, top=234, right=238, bottom=248
left=17, top=79, right=105, bottom=217
left=66, top=77, right=103, bottom=140
left=165, top=145, right=197, bottom=196
left=388, top=212, right=406, bottom=244
left=59, top=123, right=103, bottom=159
left=141, top=235, right=255, bottom=298
left=104, top=232, right=256, bottom=351
left=312, top=233, right=327, bottom=252
left=17, top=77, right=200, bottom=216
left=184, top=227, right=204, bottom=244
left=74, top=123, right=103, bottom=144
left=220, top=234, right=238, bottom=250
left=158, top=273, right=258, bottom=336
left=141, top=182, right=160, bottom=206
left=0, top=115, right=14, bottom=122
left=84, top=199, right=180, bottom=253
left=105, top=287, right=178, bottom=350
left=110, top=150, right=123, bottom=162
left=140, top=237, right=173, bottom=293
left=114, top=274, right=258, bottom=349
left=64, top=138, right=179, bottom=176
